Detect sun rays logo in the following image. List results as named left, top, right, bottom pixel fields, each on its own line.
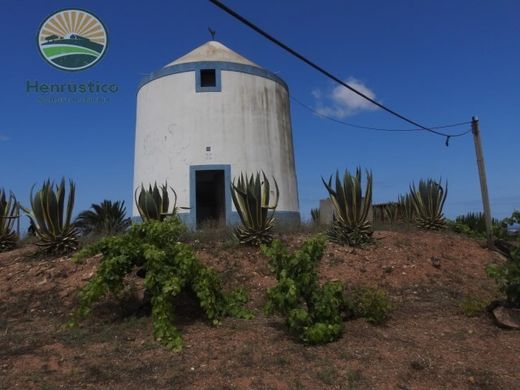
left=37, top=9, right=107, bottom=71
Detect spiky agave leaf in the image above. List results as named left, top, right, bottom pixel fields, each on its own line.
left=398, top=193, right=416, bottom=224
left=409, top=179, right=448, bottom=230
left=322, top=167, right=373, bottom=246
left=135, top=182, right=178, bottom=222
left=23, top=178, right=78, bottom=254
left=75, top=200, right=131, bottom=236
left=311, top=208, right=320, bottom=224
left=231, top=171, right=279, bottom=246
left=0, top=189, right=18, bottom=251
left=384, top=202, right=399, bottom=224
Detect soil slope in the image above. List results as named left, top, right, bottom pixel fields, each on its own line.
left=1, top=230, right=518, bottom=389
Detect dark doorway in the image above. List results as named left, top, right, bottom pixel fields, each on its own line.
left=195, top=170, right=225, bottom=228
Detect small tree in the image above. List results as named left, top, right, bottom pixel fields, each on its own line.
left=75, top=200, right=131, bottom=236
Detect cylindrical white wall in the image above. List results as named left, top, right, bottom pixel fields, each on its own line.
left=133, top=61, right=300, bottom=227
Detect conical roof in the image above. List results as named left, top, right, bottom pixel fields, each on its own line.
left=164, top=40, right=259, bottom=68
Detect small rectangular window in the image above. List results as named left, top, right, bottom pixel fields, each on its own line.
left=200, top=69, right=216, bottom=87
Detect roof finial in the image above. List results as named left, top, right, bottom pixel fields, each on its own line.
left=208, top=27, right=216, bottom=40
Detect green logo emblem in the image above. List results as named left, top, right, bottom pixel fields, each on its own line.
left=37, top=9, right=108, bottom=71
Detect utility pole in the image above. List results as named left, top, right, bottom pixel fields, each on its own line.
left=16, top=202, right=20, bottom=238
left=471, top=116, right=494, bottom=248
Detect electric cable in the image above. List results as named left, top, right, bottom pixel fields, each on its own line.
left=290, top=95, right=472, bottom=135
left=209, top=0, right=472, bottom=142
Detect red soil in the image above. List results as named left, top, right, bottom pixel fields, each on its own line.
left=1, top=230, right=518, bottom=389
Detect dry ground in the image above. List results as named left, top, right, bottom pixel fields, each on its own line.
left=1, top=229, right=519, bottom=389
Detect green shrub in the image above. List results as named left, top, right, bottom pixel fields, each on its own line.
left=449, top=212, right=506, bottom=240
left=459, top=296, right=488, bottom=317
left=71, top=217, right=252, bottom=351
left=486, top=245, right=520, bottom=308
left=0, top=189, right=18, bottom=252
left=262, top=236, right=347, bottom=344
left=348, top=287, right=393, bottom=325
left=455, top=212, right=492, bottom=235
left=496, top=210, right=520, bottom=240
left=23, top=178, right=78, bottom=254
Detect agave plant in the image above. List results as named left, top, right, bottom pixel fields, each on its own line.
left=322, top=168, right=373, bottom=246
left=0, top=189, right=18, bottom=251
left=311, top=208, right=320, bottom=224
left=398, top=193, right=415, bottom=224
left=23, top=179, right=79, bottom=254
left=75, top=200, right=131, bottom=236
left=409, top=179, right=448, bottom=230
left=231, top=171, right=279, bottom=246
left=135, top=183, right=179, bottom=222
left=384, top=202, right=399, bottom=224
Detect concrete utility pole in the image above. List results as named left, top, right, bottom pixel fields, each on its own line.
left=471, top=116, right=494, bottom=248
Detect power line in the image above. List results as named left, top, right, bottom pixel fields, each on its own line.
left=290, top=95, right=472, bottom=135
left=209, top=0, right=470, bottom=140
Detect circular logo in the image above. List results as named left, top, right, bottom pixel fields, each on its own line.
left=37, top=9, right=107, bottom=71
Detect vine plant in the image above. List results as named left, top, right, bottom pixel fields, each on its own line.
left=71, top=217, right=252, bottom=351
left=262, top=235, right=347, bottom=344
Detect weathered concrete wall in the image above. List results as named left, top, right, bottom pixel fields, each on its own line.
left=319, top=198, right=334, bottom=225
left=133, top=67, right=300, bottom=222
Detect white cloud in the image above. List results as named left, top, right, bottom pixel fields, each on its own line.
left=313, top=77, right=379, bottom=118
left=311, top=88, right=322, bottom=99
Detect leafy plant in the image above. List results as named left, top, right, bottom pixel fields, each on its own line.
left=75, top=200, right=131, bottom=236
left=23, top=178, right=78, bottom=254
left=409, top=179, right=448, bottom=230
left=231, top=171, right=279, bottom=246
left=135, top=183, right=182, bottom=222
left=348, top=287, right=393, bottom=325
left=0, top=189, right=18, bottom=251
left=398, top=193, right=415, bottom=224
left=450, top=211, right=511, bottom=241
left=486, top=245, right=520, bottom=308
left=262, top=236, right=347, bottom=345
left=455, top=212, right=489, bottom=235
left=384, top=202, right=399, bottom=224
left=322, top=168, right=373, bottom=246
left=71, top=217, right=252, bottom=351
left=504, top=210, right=520, bottom=227
left=498, top=211, right=520, bottom=240
left=311, top=208, right=320, bottom=224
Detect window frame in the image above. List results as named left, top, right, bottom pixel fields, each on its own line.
left=196, top=68, right=221, bottom=92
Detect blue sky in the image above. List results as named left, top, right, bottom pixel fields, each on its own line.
left=1, top=0, right=519, bottom=228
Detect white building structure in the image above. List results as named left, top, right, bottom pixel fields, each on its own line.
left=133, top=40, right=300, bottom=228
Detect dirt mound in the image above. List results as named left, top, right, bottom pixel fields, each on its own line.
left=1, top=230, right=518, bottom=389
